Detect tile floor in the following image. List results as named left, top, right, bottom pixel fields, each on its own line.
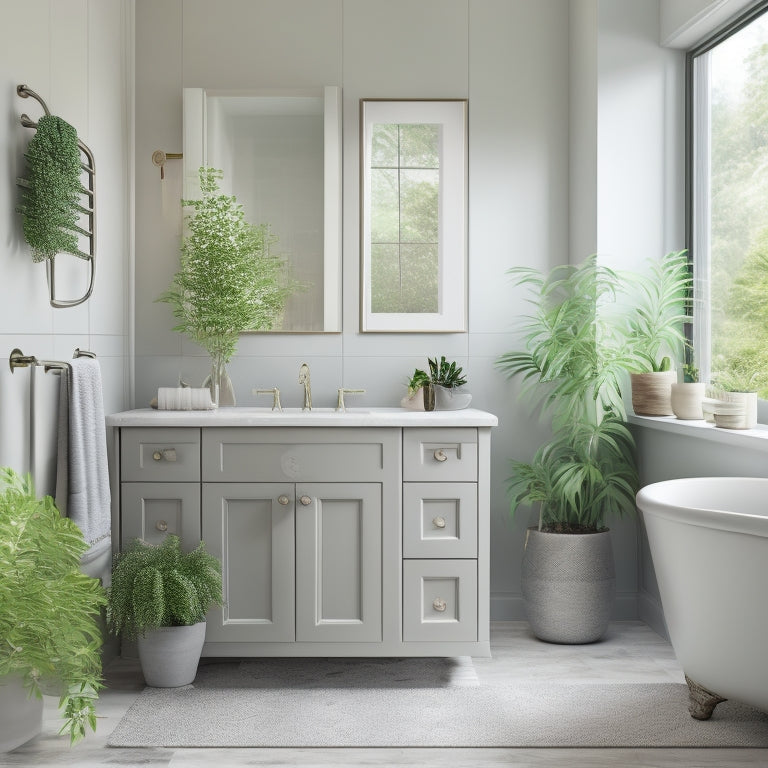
left=3, top=621, right=767, bottom=768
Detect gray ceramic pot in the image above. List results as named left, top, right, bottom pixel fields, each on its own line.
left=521, top=528, right=615, bottom=644
left=137, top=621, right=206, bottom=687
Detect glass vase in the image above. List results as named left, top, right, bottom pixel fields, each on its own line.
left=203, top=354, right=236, bottom=407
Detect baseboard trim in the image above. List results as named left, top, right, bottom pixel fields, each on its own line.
left=491, top=591, right=639, bottom=622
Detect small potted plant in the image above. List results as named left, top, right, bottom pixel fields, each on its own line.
left=158, top=167, right=297, bottom=406
left=709, top=355, right=764, bottom=429
left=671, top=356, right=706, bottom=420
left=0, top=468, right=105, bottom=750
left=107, top=535, right=223, bottom=687
left=428, top=356, right=471, bottom=410
left=625, top=250, right=692, bottom=416
left=401, top=367, right=431, bottom=410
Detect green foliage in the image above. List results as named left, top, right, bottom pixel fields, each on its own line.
left=407, top=367, right=430, bottom=395
left=17, top=115, right=90, bottom=262
left=0, top=467, right=105, bottom=745
left=496, top=255, right=641, bottom=532
left=623, top=250, right=692, bottom=373
left=428, top=356, right=467, bottom=388
left=158, top=167, right=297, bottom=363
left=107, top=535, right=222, bottom=641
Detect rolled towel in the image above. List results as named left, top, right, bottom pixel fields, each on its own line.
left=157, top=387, right=216, bottom=410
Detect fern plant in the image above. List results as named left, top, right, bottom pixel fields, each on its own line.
left=0, top=467, right=105, bottom=745
left=107, top=535, right=222, bottom=641
left=158, top=167, right=296, bottom=365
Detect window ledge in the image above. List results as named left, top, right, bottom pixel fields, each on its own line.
left=629, top=414, right=768, bottom=453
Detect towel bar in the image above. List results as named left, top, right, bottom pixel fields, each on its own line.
left=9, top=347, right=97, bottom=374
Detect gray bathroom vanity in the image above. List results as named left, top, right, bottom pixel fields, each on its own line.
left=107, top=407, right=497, bottom=657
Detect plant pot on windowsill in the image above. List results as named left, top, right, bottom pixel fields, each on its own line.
left=631, top=370, right=677, bottom=416
left=712, top=391, right=758, bottom=430
left=670, top=382, right=706, bottom=420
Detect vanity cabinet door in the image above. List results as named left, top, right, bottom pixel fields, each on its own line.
left=295, top=482, right=382, bottom=643
left=121, top=482, right=200, bottom=550
left=202, top=483, right=295, bottom=643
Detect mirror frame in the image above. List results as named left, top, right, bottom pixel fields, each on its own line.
left=359, top=98, right=468, bottom=333
left=183, top=86, right=342, bottom=333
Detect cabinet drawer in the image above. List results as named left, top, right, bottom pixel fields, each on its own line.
left=403, top=428, right=477, bottom=482
left=121, top=482, right=201, bottom=549
left=202, top=427, right=395, bottom=482
left=403, top=483, right=477, bottom=558
left=121, top=428, right=200, bottom=482
left=403, top=559, right=477, bottom=642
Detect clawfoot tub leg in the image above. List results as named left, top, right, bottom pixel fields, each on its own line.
left=685, top=674, right=727, bottom=720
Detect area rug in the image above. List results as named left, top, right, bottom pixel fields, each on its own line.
left=108, top=657, right=768, bottom=748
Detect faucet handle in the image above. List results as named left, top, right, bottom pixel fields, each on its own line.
left=253, top=387, right=282, bottom=411
left=336, top=388, right=366, bottom=412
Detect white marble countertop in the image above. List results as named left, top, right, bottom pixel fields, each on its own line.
left=107, top=406, right=499, bottom=429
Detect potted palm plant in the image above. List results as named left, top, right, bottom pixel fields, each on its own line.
left=626, top=250, right=692, bottom=416
left=107, top=535, right=222, bottom=687
left=0, top=468, right=105, bottom=750
left=158, top=167, right=297, bottom=406
left=496, top=256, right=639, bottom=643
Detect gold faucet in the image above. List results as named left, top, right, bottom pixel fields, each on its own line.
left=298, top=362, right=312, bottom=411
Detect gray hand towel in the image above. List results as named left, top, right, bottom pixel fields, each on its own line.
left=55, top=357, right=111, bottom=565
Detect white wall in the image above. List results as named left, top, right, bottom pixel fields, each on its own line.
left=0, top=0, right=132, bottom=487
left=134, top=0, right=694, bottom=620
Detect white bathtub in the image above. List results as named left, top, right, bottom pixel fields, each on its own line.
left=637, top=477, right=768, bottom=718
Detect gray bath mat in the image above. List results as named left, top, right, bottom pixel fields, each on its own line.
left=108, top=657, right=768, bottom=748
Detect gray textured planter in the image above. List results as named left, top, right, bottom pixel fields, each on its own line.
left=521, top=528, right=615, bottom=644
left=137, top=621, right=206, bottom=687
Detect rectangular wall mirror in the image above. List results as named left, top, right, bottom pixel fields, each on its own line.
left=183, top=86, right=342, bottom=332
left=360, top=99, right=468, bottom=333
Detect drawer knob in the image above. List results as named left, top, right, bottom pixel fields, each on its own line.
left=432, top=598, right=447, bottom=612
left=152, top=448, right=177, bottom=462
left=433, top=449, right=448, bottom=462
left=277, top=495, right=290, bottom=506
left=432, top=516, right=446, bottom=529
left=155, top=520, right=168, bottom=532
left=299, top=495, right=312, bottom=506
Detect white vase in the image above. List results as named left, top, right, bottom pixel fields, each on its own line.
left=0, top=675, right=43, bottom=752
left=137, top=622, right=207, bottom=687
left=671, top=382, right=706, bottom=420
left=203, top=355, right=236, bottom=406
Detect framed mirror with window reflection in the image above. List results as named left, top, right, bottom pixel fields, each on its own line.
left=360, top=99, right=468, bottom=332
left=183, top=87, right=342, bottom=332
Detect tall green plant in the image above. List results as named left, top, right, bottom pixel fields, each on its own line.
left=158, top=167, right=295, bottom=363
left=624, top=249, right=691, bottom=372
left=496, top=256, right=639, bottom=532
left=107, top=535, right=222, bottom=641
left=0, top=468, right=105, bottom=744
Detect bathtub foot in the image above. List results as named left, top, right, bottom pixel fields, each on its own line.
left=685, top=675, right=727, bottom=720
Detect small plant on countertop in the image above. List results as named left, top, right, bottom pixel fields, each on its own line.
left=0, top=467, right=105, bottom=745
left=428, top=356, right=468, bottom=389
left=407, top=368, right=431, bottom=396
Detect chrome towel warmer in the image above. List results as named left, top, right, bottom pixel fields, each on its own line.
left=17, top=84, right=96, bottom=309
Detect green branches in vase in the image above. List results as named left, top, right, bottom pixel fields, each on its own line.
left=158, top=167, right=298, bottom=404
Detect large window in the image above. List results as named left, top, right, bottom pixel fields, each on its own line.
left=689, top=3, right=768, bottom=401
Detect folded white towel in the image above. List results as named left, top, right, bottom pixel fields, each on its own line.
left=157, top=387, right=216, bottom=410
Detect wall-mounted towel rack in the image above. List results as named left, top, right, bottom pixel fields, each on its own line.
left=9, top=347, right=96, bottom=374
left=152, top=149, right=183, bottom=180
left=17, top=84, right=97, bottom=309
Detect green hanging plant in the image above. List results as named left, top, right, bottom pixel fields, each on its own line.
left=158, top=167, right=297, bottom=363
left=17, top=115, right=90, bottom=262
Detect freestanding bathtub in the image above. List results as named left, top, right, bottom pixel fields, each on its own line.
left=636, top=477, right=768, bottom=719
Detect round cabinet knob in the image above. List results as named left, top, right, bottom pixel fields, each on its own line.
left=299, top=495, right=312, bottom=506
left=277, top=495, right=290, bottom=506
left=432, top=516, right=446, bottom=529
left=155, top=520, right=168, bottom=532
left=432, top=598, right=447, bottom=612
left=433, top=449, right=448, bottom=462
left=152, top=451, right=162, bottom=461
